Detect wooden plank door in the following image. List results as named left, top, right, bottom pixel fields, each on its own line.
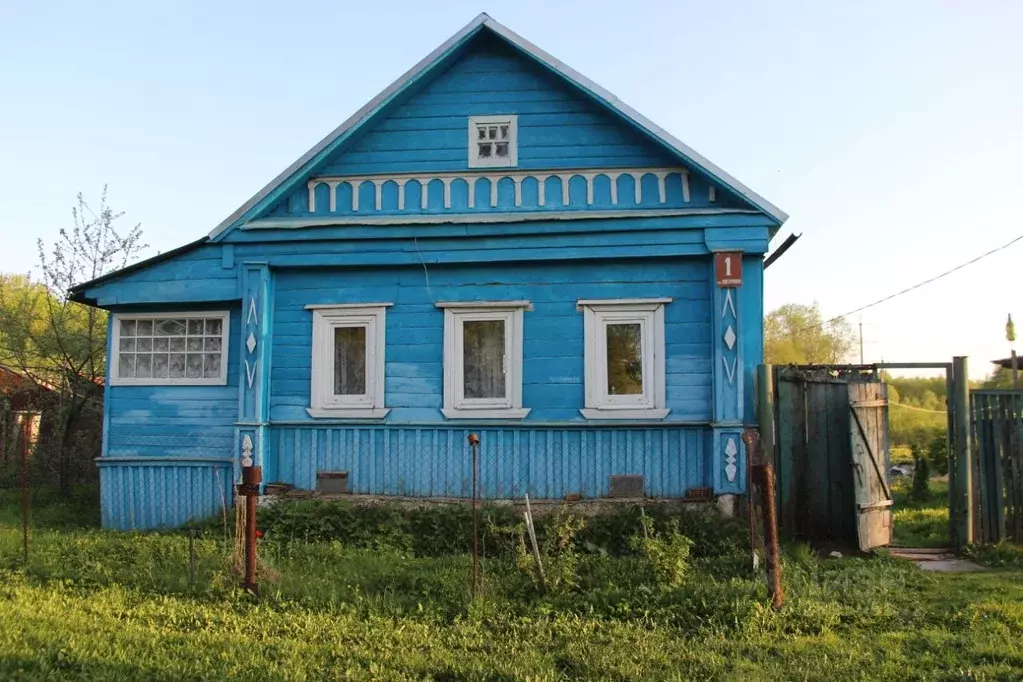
left=848, top=382, right=893, bottom=551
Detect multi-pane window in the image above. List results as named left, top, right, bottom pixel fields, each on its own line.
left=440, top=301, right=530, bottom=419
left=111, top=313, right=229, bottom=385
left=307, top=304, right=390, bottom=418
left=578, top=299, right=671, bottom=419
left=468, top=115, right=518, bottom=168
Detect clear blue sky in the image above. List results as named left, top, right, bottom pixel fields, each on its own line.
left=2, top=0, right=1021, bottom=379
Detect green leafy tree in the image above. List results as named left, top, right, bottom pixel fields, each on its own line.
left=0, top=187, right=145, bottom=493
left=764, top=302, right=855, bottom=365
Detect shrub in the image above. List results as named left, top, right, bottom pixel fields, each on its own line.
left=628, top=512, right=693, bottom=588
left=911, top=444, right=931, bottom=501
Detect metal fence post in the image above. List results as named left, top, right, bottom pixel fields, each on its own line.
left=755, top=364, right=784, bottom=609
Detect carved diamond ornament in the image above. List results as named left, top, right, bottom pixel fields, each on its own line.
left=724, top=325, right=736, bottom=350
left=246, top=333, right=257, bottom=354
left=724, top=437, right=738, bottom=483
left=241, top=435, right=254, bottom=467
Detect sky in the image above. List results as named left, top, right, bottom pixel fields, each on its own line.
left=1, top=0, right=1021, bottom=379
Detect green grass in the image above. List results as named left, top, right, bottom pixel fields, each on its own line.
left=892, top=477, right=951, bottom=548
left=2, top=491, right=1023, bottom=680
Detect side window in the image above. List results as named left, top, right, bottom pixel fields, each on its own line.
left=439, top=301, right=531, bottom=419
left=578, top=298, right=671, bottom=419
left=111, top=312, right=229, bottom=386
left=307, top=304, right=390, bottom=418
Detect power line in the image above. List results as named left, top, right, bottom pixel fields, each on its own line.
left=795, top=233, right=1023, bottom=334
left=890, top=401, right=946, bottom=414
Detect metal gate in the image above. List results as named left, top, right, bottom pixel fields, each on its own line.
left=971, top=390, right=1023, bottom=543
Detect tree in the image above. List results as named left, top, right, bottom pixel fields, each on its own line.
left=764, top=302, right=855, bottom=365
left=0, top=187, right=145, bottom=494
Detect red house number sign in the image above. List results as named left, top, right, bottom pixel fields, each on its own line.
left=715, top=252, right=743, bottom=288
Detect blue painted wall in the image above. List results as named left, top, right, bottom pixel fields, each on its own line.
left=269, top=258, right=711, bottom=424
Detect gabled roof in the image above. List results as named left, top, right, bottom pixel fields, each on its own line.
left=208, top=13, right=787, bottom=240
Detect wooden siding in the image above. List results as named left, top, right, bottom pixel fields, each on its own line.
left=104, top=309, right=241, bottom=460
left=99, top=459, right=233, bottom=530
left=271, top=424, right=708, bottom=499
left=269, top=259, right=712, bottom=424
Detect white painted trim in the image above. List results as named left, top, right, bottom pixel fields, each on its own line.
left=435, top=300, right=533, bottom=310
left=309, top=305, right=388, bottom=413
left=441, top=407, right=531, bottom=419
left=207, top=13, right=785, bottom=239
left=468, top=115, right=518, bottom=168
left=242, top=208, right=756, bottom=230
left=576, top=297, right=672, bottom=309
left=579, top=300, right=668, bottom=415
left=579, top=408, right=670, bottom=420
left=305, top=167, right=689, bottom=214
left=305, top=302, right=394, bottom=310
left=442, top=305, right=527, bottom=418
left=109, top=311, right=230, bottom=386
left=306, top=407, right=391, bottom=419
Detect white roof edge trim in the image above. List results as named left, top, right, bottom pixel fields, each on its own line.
left=208, top=12, right=786, bottom=240
left=207, top=12, right=492, bottom=239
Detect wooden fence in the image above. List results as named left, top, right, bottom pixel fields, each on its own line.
left=971, top=390, right=1023, bottom=543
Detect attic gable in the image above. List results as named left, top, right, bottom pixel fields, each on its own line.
left=210, top=14, right=784, bottom=239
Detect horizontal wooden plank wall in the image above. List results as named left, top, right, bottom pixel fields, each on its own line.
left=272, top=425, right=708, bottom=499
left=269, top=259, right=713, bottom=424
left=98, top=459, right=233, bottom=530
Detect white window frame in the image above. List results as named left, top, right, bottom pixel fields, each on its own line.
left=110, top=311, right=230, bottom=386
left=468, top=115, right=518, bottom=168
left=578, top=298, right=672, bottom=420
left=306, top=303, right=391, bottom=419
left=438, top=301, right=531, bottom=419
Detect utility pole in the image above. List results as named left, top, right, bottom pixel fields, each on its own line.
left=859, top=318, right=864, bottom=365
left=1008, top=314, right=1019, bottom=390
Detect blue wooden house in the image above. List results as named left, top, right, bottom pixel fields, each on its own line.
left=71, top=14, right=787, bottom=530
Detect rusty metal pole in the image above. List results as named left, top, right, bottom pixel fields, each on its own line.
left=20, top=415, right=30, bottom=564
left=467, top=433, right=480, bottom=597
left=755, top=364, right=784, bottom=609
left=237, top=465, right=262, bottom=595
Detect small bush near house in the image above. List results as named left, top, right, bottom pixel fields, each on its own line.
left=628, top=512, right=693, bottom=588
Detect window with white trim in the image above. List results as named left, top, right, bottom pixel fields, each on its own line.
left=578, top=298, right=671, bottom=419
left=307, top=304, right=390, bottom=419
left=468, top=115, right=518, bottom=168
left=439, top=301, right=530, bottom=419
left=111, top=312, right=230, bottom=386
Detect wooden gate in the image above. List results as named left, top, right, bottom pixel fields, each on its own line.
left=774, top=367, right=892, bottom=550
left=971, top=390, right=1023, bottom=543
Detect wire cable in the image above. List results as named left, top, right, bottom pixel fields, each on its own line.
left=794, top=233, right=1023, bottom=334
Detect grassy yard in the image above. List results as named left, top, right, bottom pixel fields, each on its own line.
left=892, top=477, right=951, bottom=548
left=1, top=489, right=1023, bottom=680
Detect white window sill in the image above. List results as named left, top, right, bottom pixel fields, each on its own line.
left=441, top=408, right=531, bottom=420
left=306, top=407, right=391, bottom=419
left=580, top=408, right=670, bottom=420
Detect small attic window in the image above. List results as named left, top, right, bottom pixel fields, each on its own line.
left=468, top=115, right=517, bottom=168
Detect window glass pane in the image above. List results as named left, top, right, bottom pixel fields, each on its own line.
left=153, top=338, right=169, bottom=352
left=119, top=338, right=135, bottom=352
left=137, top=320, right=153, bottom=336
left=136, top=355, right=153, bottom=378
left=119, top=320, right=136, bottom=337
left=203, top=353, right=222, bottom=378
left=495, top=142, right=509, bottom=157
left=477, top=127, right=487, bottom=140
left=488, top=126, right=498, bottom=140
left=205, top=318, right=222, bottom=336
left=333, top=326, right=367, bottom=395
left=478, top=143, right=492, bottom=158
left=153, top=354, right=169, bottom=378
left=205, top=336, right=222, bottom=351
left=137, top=338, right=153, bottom=352
left=155, top=319, right=185, bottom=336
left=169, top=338, right=186, bottom=352
left=499, top=125, right=509, bottom=139
left=118, top=354, right=135, bottom=378
left=185, top=353, right=203, bottom=379
left=606, top=323, right=643, bottom=395
left=463, top=320, right=505, bottom=399
left=168, top=353, right=186, bottom=378
left=186, top=337, right=203, bottom=352
left=187, top=319, right=204, bottom=335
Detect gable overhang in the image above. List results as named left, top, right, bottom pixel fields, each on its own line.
left=208, top=13, right=787, bottom=242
